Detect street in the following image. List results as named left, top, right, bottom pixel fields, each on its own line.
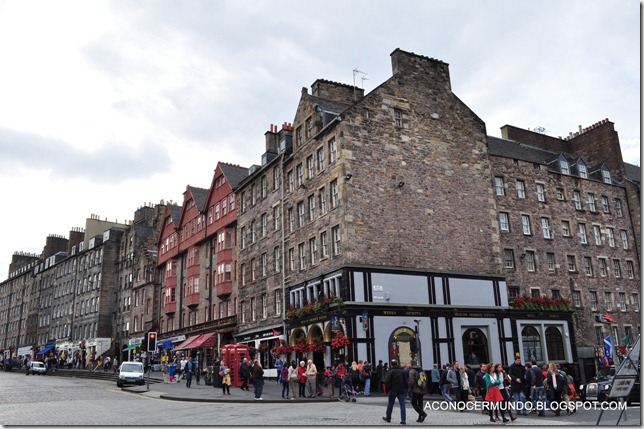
left=0, top=372, right=639, bottom=426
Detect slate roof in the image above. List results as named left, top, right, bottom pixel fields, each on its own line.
left=220, top=163, right=249, bottom=189
left=308, top=94, right=352, bottom=115
left=487, top=136, right=554, bottom=164
left=167, top=205, right=182, bottom=227
left=189, top=186, right=209, bottom=212
left=624, top=162, right=641, bottom=185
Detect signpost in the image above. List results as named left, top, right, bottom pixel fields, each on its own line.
left=596, top=335, right=640, bottom=425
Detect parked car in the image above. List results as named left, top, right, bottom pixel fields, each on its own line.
left=25, top=361, right=47, bottom=375
left=580, top=367, right=640, bottom=405
left=117, top=361, right=145, bottom=387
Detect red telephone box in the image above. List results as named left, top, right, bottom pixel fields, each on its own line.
left=221, top=344, right=250, bottom=388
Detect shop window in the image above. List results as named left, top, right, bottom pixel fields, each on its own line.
left=545, top=327, right=565, bottom=361
left=462, top=328, right=489, bottom=368
left=522, top=326, right=542, bottom=362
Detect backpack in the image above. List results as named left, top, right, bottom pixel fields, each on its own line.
left=417, top=371, right=428, bottom=390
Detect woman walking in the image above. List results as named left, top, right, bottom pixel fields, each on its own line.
left=483, top=363, right=509, bottom=423
left=497, top=364, right=517, bottom=421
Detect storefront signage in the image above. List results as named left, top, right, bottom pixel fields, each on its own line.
left=161, top=335, right=186, bottom=343
left=373, top=284, right=385, bottom=301
left=454, top=312, right=496, bottom=318
left=239, top=328, right=282, bottom=342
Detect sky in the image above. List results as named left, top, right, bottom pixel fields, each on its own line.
left=0, top=0, right=640, bottom=282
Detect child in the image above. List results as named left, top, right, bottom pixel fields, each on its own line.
left=222, top=368, right=231, bottom=395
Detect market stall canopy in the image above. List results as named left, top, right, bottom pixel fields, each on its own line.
left=162, top=340, right=173, bottom=350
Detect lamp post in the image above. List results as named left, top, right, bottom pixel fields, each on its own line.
left=413, top=319, right=422, bottom=368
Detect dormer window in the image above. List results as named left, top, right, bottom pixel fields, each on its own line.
left=602, top=168, right=612, bottom=184
left=577, top=162, right=588, bottom=178
left=560, top=159, right=570, bottom=175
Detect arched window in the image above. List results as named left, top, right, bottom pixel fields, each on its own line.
left=521, top=326, right=542, bottom=362
left=462, top=328, right=489, bottom=367
left=545, top=327, right=565, bottom=361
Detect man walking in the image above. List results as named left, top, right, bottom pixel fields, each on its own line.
left=447, top=362, right=462, bottom=404
left=409, top=360, right=427, bottom=422
left=382, top=359, right=407, bottom=425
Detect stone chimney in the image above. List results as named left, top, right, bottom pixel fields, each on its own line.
left=311, top=79, right=363, bottom=104
left=390, top=48, right=451, bottom=92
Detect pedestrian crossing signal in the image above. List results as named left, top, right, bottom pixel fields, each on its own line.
left=146, top=332, right=157, bottom=352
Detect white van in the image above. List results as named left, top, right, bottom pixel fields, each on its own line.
left=117, top=361, right=145, bottom=387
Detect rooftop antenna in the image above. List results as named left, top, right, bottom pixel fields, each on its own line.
left=533, top=126, right=547, bottom=134
left=353, top=67, right=367, bottom=101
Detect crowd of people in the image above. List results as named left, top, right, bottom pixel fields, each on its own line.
left=380, top=357, right=580, bottom=424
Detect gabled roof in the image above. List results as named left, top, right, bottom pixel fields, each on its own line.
left=167, top=205, right=182, bottom=227
left=220, top=163, right=249, bottom=189
left=189, top=186, right=209, bottom=212
left=156, top=204, right=181, bottom=246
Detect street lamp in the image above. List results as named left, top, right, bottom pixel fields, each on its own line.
left=413, top=319, right=422, bottom=368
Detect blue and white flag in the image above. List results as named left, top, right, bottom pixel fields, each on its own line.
left=604, top=335, right=613, bottom=358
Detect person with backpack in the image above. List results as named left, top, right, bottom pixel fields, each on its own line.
left=409, top=360, right=428, bottom=422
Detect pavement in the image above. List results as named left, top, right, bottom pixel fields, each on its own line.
left=124, top=371, right=388, bottom=403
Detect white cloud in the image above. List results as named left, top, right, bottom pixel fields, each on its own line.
left=0, top=0, right=639, bottom=280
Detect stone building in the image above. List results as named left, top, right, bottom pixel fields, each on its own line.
left=114, top=203, right=166, bottom=362
left=0, top=215, right=128, bottom=362
left=234, top=49, right=548, bottom=374
left=234, top=123, right=292, bottom=368
left=488, top=121, right=640, bottom=376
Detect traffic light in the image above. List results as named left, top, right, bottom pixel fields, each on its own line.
left=146, top=332, right=157, bottom=352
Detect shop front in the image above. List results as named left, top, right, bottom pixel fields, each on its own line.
left=235, top=326, right=284, bottom=379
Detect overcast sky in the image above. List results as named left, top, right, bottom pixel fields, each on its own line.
left=0, top=0, right=639, bottom=282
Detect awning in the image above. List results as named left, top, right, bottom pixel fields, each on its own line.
left=189, top=332, right=218, bottom=349
left=174, top=335, right=200, bottom=350
left=37, top=346, right=53, bottom=355
left=123, top=343, right=141, bottom=351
